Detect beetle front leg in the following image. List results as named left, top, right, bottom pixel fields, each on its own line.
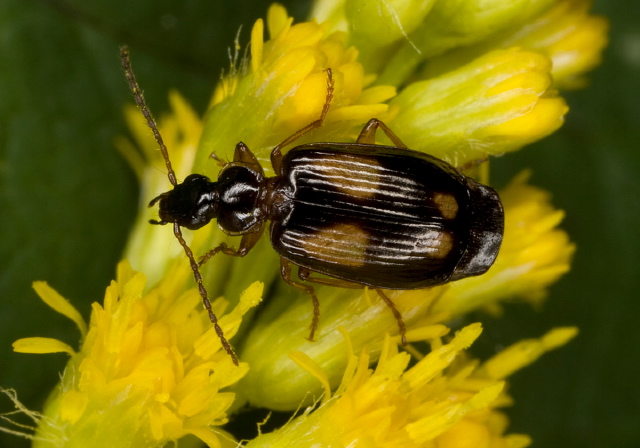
left=280, top=259, right=321, bottom=341
left=357, top=118, right=408, bottom=148
left=233, top=142, right=264, bottom=174
left=209, top=151, right=228, bottom=168
left=198, top=225, right=264, bottom=267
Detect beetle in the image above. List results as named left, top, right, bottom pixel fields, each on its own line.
left=120, top=46, right=504, bottom=365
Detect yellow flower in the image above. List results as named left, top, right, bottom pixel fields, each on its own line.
left=422, top=0, right=610, bottom=89
left=311, top=0, right=608, bottom=90
left=13, top=261, right=262, bottom=447
left=116, top=3, right=398, bottom=309
left=312, top=0, right=557, bottom=84
left=388, top=48, right=568, bottom=165
left=498, top=0, right=609, bottom=89
left=200, top=3, right=396, bottom=178
left=243, top=324, right=577, bottom=448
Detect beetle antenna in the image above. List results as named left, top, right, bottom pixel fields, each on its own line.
left=120, top=45, right=178, bottom=187
left=121, top=46, right=239, bottom=366
left=172, top=223, right=239, bottom=365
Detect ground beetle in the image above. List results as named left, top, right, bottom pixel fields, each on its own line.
left=121, top=46, right=504, bottom=365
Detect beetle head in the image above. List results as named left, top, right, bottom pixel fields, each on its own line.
left=149, top=174, right=219, bottom=230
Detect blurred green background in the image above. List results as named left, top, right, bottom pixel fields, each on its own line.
left=1, top=0, right=638, bottom=447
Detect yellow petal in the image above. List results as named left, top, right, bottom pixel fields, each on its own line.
left=13, top=337, right=75, bottom=355
left=189, top=428, right=223, bottom=448
left=437, top=419, right=491, bottom=448
left=481, top=96, right=568, bottom=140
left=251, top=18, right=264, bottom=73
left=289, top=351, right=332, bottom=405
left=267, top=2, right=291, bottom=39
left=480, top=327, right=578, bottom=380
left=33, top=281, right=87, bottom=338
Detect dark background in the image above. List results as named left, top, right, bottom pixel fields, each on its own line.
left=1, top=0, right=637, bottom=447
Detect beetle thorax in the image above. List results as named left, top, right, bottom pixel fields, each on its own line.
left=215, top=164, right=265, bottom=235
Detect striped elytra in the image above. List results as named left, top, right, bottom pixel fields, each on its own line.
left=269, top=143, right=503, bottom=289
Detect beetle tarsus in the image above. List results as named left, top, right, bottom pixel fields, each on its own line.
left=198, top=242, right=229, bottom=267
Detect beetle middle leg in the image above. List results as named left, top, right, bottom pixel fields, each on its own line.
left=280, top=259, right=321, bottom=341
left=198, top=225, right=264, bottom=267
left=298, top=266, right=362, bottom=288
left=270, top=68, right=335, bottom=175
left=298, top=267, right=408, bottom=346
left=357, top=118, right=408, bottom=148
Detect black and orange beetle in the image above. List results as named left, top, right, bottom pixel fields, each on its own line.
left=121, top=47, right=504, bottom=365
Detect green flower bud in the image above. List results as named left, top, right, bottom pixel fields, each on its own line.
left=388, top=48, right=568, bottom=164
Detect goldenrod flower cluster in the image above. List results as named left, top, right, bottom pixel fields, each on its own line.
left=8, top=0, right=606, bottom=446
left=14, top=261, right=261, bottom=447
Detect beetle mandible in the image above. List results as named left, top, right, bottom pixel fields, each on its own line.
left=120, top=46, right=504, bottom=366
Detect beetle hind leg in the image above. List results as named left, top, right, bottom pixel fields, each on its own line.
left=297, top=268, right=408, bottom=346
left=280, top=259, right=322, bottom=341
left=375, top=289, right=407, bottom=346
left=298, top=266, right=362, bottom=288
